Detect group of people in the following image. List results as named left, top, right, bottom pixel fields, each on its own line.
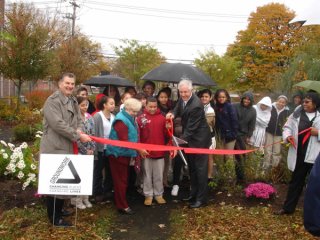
left=40, top=72, right=320, bottom=228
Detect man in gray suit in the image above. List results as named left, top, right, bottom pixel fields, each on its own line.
left=40, top=73, right=91, bottom=226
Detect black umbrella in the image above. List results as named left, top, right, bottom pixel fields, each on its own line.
left=141, top=63, right=216, bottom=86
left=83, top=75, right=135, bottom=87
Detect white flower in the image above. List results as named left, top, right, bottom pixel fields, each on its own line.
left=1, top=149, right=5, bottom=153
left=22, top=181, right=30, bottom=190
left=28, top=173, right=36, bottom=178
left=2, top=153, right=8, bottom=159
left=35, top=134, right=42, bottom=138
left=16, top=160, right=26, bottom=170
left=8, top=143, right=15, bottom=151
left=21, top=142, right=28, bottom=149
left=6, top=163, right=16, bottom=173
left=4, top=171, right=8, bottom=175
left=30, top=164, right=37, bottom=170
left=17, top=171, right=24, bottom=179
left=36, top=131, right=43, bottom=135
left=0, top=140, right=7, bottom=147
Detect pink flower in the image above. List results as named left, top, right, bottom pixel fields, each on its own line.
left=244, top=182, right=276, bottom=199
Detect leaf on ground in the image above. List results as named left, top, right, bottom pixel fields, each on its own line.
left=158, top=224, right=166, bottom=229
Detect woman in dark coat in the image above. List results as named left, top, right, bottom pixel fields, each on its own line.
left=214, top=89, right=239, bottom=162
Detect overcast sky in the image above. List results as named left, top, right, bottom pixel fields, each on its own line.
left=16, top=0, right=320, bottom=62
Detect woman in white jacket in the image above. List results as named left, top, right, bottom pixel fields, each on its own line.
left=275, top=92, right=320, bottom=215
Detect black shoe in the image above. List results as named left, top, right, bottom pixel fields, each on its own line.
left=182, top=196, right=196, bottom=203
left=61, top=209, right=73, bottom=217
left=53, top=218, right=72, bottom=227
left=95, top=195, right=109, bottom=203
left=273, top=209, right=293, bottom=215
left=118, top=207, right=135, bottom=215
left=189, top=201, right=207, bottom=209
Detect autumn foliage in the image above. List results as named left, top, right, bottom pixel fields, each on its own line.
left=227, top=3, right=303, bottom=92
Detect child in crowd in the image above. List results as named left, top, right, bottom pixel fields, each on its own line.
left=119, top=92, right=132, bottom=112
left=72, top=96, right=96, bottom=209
left=124, top=86, right=137, bottom=97
left=142, top=80, right=156, bottom=97
left=157, top=88, right=171, bottom=116
left=214, top=89, right=238, bottom=162
left=198, top=89, right=216, bottom=180
left=137, top=97, right=167, bottom=206
left=135, top=92, right=147, bottom=115
left=157, top=88, right=173, bottom=187
left=92, top=96, right=115, bottom=202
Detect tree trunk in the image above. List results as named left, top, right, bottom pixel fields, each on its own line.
left=15, top=80, right=22, bottom=113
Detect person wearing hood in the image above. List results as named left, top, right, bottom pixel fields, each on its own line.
left=137, top=97, right=168, bottom=206
left=263, top=95, right=290, bottom=171
left=233, top=92, right=256, bottom=183
left=249, top=96, right=273, bottom=148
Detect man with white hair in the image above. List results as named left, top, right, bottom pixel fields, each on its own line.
left=166, top=79, right=211, bottom=208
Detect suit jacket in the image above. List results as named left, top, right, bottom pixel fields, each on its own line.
left=173, top=94, right=211, bottom=148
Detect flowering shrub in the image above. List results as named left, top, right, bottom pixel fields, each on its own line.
left=0, top=136, right=41, bottom=190
left=25, top=90, right=52, bottom=110
left=244, top=182, right=277, bottom=199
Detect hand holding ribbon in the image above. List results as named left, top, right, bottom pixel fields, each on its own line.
left=287, top=136, right=296, bottom=149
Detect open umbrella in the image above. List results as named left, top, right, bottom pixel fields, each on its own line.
left=294, top=80, right=320, bottom=93
left=83, top=75, right=135, bottom=87
left=141, top=63, right=216, bottom=86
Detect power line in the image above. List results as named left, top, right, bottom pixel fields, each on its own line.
left=89, top=35, right=228, bottom=47
left=82, top=5, right=246, bottom=23
left=85, top=1, right=248, bottom=18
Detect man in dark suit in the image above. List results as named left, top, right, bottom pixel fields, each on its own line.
left=166, top=79, right=211, bottom=208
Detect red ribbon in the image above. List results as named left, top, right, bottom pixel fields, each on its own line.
left=72, top=142, right=79, bottom=154
left=166, top=118, right=175, bottom=158
left=300, top=127, right=312, bottom=147
left=89, top=135, right=253, bottom=155
left=86, top=127, right=313, bottom=156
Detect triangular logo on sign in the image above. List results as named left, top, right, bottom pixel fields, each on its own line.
left=50, top=157, right=81, bottom=184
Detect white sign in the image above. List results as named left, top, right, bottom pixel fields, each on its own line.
left=38, top=154, right=94, bottom=196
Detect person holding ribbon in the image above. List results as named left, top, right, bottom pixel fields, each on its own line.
left=40, top=73, right=92, bottom=226
left=275, top=92, right=320, bottom=215
left=166, top=79, right=211, bottom=208
left=107, top=98, right=148, bottom=215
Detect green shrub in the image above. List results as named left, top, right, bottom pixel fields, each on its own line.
left=13, top=123, right=36, bottom=142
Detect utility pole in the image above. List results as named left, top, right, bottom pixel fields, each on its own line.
left=65, top=0, right=79, bottom=37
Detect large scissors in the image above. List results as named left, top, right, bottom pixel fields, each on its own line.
left=166, top=118, right=188, bottom=166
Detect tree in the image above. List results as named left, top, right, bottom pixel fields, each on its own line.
left=194, top=50, right=241, bottom=90
left=279, top=25, right=320, bottom=95
left=52, top=35, right=109, bottom=84
left=112, top=39, right=165, bottom=87
left=0, top=3, right=59, bottom=111
left=226, top=3, right=302, bottom=92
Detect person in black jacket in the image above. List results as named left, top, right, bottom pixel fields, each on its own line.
left=214, top=89, right=239, bottom=164
left=166, top=79, right=211, bottom=208
left=263, top=95, right=289, bottom=172
left=233, top=92, right=256, bottom=183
